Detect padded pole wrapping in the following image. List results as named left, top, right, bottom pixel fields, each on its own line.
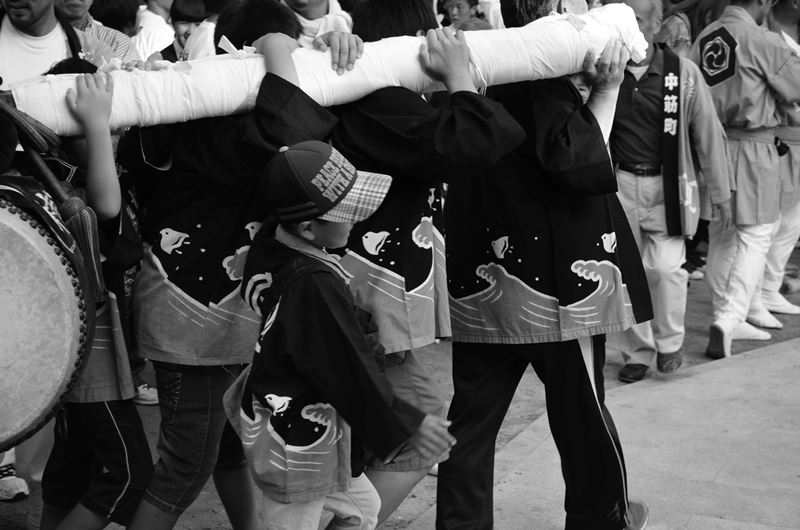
left=11, top=4, right=646, bottom=136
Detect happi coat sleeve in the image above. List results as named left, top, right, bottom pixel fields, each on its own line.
left=680, top=58, right=732, bottom=217
left=328, top=87, right=526, bottom=183
left=167, top=72, right=338, bottom=196
left=524, top=78, right=618, bottom=195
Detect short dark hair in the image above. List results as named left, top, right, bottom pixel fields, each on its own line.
left=663, top=0, right=729, bottom=41
left=89, top=0, right=139, bottom=32
left=214, top=0, right=302, bottom=51
left=171, top=0, right=206, bottom=23
left=204, top=0, right=235, bottom=15
left=351, top=0, right=438, bottom=41
left=500, top=0, right=553, bottom=27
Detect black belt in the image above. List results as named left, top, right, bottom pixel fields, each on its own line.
left=618, top=162, right=661, bottom=176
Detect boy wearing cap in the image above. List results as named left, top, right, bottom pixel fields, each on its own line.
left=224, top=140, right=455, bottom=530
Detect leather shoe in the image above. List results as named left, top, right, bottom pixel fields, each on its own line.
left=625, top=498, right=649, bottom=529
left=656, top=351, right=683, bottom=373
left=761, top=291, right=800, bottom=314
left=618, top=364, right=648, bottom=383
left=706, top=321, right=732, bottom=359
left=732, top=321, right=771, bottom=341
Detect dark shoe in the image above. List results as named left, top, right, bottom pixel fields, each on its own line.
left=781, top=276, right=800, bottom=294
left=656, top=351, right=683, bottom=373
left=618, top=364, right=649, bottom=383
left=625, top=498, right=649, bottom=529
left=706, top=322, right=731, bottom=360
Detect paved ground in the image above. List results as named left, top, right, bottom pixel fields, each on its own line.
left=410, top=338, right=800, bottom=529
left=3, top=253, right=800, bottom=529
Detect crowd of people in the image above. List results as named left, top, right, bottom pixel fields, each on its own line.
left=1, top=0, right=800, bottom=528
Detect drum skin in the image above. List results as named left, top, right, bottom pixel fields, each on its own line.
left=0, top=199, right=86, bottom=451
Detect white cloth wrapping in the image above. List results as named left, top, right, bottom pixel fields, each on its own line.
left=11, top=4, right=646, bottom=137
left=291, top=0, right=353, bottom=48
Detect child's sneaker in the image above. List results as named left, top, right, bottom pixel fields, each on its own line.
left=133, top=383, right=159, bottom=406
left=0, top=451, right=30, bottom=502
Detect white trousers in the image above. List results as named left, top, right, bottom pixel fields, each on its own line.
left=706, top=220, right=775, bottom=326
left=616, top=172, right=688, bottom=365
left=763, top=199, right=800, bottom=293
left=261, top=473, right=380, bottom=530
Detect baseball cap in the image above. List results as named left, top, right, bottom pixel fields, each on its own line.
left=263, top=140, right=392, bottom=224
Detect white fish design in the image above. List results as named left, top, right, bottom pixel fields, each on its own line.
left=265, top=394, right=292, bottom=414
left=491, top=236, right=509, bottom=259
left=601, top=232, right=617, bottom=253
left=412, top=217, right=434, bottom=249
left=159, top=228, right=190, bottom=254
left=362, top=231, right=390, bottom=255
left=245, top=221, right=262, bottom=241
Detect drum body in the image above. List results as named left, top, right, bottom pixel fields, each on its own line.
left=0, top=176, right=93, bottom=452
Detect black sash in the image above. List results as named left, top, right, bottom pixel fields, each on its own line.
left=45, top=16, right=99, bottom=75
left=659, top=44, right=683, bottom=237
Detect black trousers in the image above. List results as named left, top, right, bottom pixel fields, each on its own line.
left=43, top=400, right=152, bottom=525
left=436, top=336, right=628, bottom=530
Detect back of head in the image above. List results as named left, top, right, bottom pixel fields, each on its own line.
left=171, top=0, right=206, bottom=23
left=214, top=0, right=302, bottom=51
left=663, top=0, right=700, bottom=21
left=663, top=0, right=728, bottom=39
left=351, top=0, right=438, bottom=41
left=690, top=0, right=728, bottom=38
left=459, top=17, right=494, bottom=29
left=204, top=0, right=235, bottom=15
left=89, top=0, right=140, bottom=33
left=500, top=0, right=554, bottom=26
left=773, top=0, right=800, bottom=16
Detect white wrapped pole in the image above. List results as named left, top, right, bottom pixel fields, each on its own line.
left=11, top=4, right=646, bottom=136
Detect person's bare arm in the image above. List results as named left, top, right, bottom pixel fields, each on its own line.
left=584, top=40, right=629, bottom=144
left=65, top=73, right=120, bottom=220
left=254, top=33, right=301, bottom=85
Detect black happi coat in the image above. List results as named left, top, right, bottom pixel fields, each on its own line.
left=445, top=77, right=653, bottom=344
left=122, top=74, right=338, bottom=365
left=254, top=75, right=526, bottom=353
left=226, top=228, right=425, bottom=502
left=327, top=85, right=525, bottom=352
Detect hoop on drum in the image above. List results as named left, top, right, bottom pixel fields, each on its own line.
left=0, top=176, right=95, bottom=452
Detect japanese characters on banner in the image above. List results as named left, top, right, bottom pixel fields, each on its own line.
left=663, top=72, right=679, bottom=136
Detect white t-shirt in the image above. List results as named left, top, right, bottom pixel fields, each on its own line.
left=183, top=20, right=216, bottom=60
left=627, top=64, right=649, bottom=82
left=132, top=7, right=174, bottom=60
left=0, top=17, right=70, bottom=89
